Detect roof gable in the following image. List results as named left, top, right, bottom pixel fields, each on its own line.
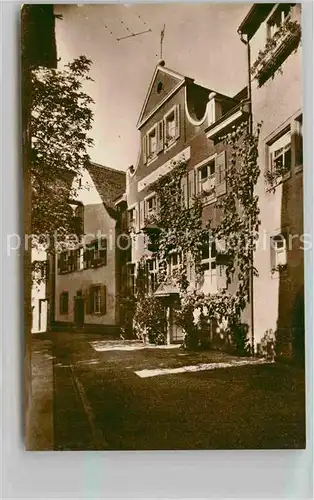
left=137, top=64, right=186, bottom=128
left=85, top=162, right=126, bottom=219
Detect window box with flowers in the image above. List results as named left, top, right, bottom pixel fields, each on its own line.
left=251, top=8, right=301, bottom=85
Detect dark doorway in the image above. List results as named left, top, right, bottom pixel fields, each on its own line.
left=74, top=292, right=85, bottom=327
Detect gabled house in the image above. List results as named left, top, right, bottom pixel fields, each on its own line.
left=125, top=61, right=250, bottom=345
left=51, top=162, right=126, bottom=334
left=238, top=3, right=304, bottom=360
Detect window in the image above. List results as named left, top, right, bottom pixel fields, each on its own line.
left=267, top=4, right=292, bottom=39
left=157, top=81, right=163, bottom=94
left=128, top=207, right=136, bottom=231
left=165, top=110, right=176, bottom=141
left=127, top=263, right=136, bottom=295
left=197, top=158, right=216, bottom=198
left=147, top=259, right=158, bottom=293
left=76, top=247, right=84, bottom=270
left=87, top=238, right=107, bottom=268
left=91, top=286, right=101, bottom=314
left=147, top=126, right=157, bottom=159
left=201, top=234, right=217, bottom=281
left=169, top=252, right=181, bottom=276
left=145, top=195, right=157, bottom=218
left=271, top=234, right=287, bottom=271
left=60, top=292, right=69, bottom=315
left=269, top=130, right=291, bottom=179
left=88, top=285, right=106, bottom=315
left=164, top=105, right=179, bottom=147
left=58, top=251, right=69, bottom=274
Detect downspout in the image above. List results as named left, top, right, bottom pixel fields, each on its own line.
left=238, top=29, right=255, bottom=355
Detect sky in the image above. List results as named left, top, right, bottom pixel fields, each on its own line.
left=55, top=3, right=251, bottom=171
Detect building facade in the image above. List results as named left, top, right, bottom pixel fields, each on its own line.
left=52, top=162, right=126, bottom=334
left=125, top=61, right=251, bottom=345
left=238, top=3, right=304, bottom=360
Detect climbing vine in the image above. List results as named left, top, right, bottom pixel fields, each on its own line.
left=131, top=121, right=261, bottom=350
left=147, top=157, right=210, bottom=292
left=214, top=121, right=262, bottom=312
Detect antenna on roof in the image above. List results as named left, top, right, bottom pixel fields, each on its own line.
left=117, top=28, right=151, bottom=41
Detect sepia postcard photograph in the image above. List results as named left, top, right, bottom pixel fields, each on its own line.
left=22, top=3, right=306, bottom=451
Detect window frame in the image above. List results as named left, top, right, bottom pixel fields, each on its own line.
left=270, top=232, right=288, bottom=276
left=164, top=105, right=176, bottom=146
left=144, top=192, right=157, bottom=220
left=267, top=127, right=292, bottom=188
left=147, top=258, right=158, bottom=294
left=126, top=262, right=136, bottom=295
left=59, top=291, right=69, bottom=315
left=90, top=285, right=102, bottom=315
left=163, top=104, right=180, bottom=151
left=195, top=154, right=217, bottom=204
left=201, top=234, right=217, bottom=284
left=146, top=123, right=158, bottom=162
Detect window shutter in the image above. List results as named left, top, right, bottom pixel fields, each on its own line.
left=139, top=200, right=145, bottom=229
left=215, top=151, right=227, bottom=197
left=175, top=104, right=180, bottom=140
left=101, top=285, right=107, bottom=315
left=180, top=175, right=188, bottom=208
left=142, top=134, right=147, bottom=163
left=157, top=120, right=164, bottom=153
left=100, top=238, right=107, bottom=264
left=217, top=265, right=227, bottom=291
left=188, top=169, right=195, bottom=207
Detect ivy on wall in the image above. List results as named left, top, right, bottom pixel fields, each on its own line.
left=129, top=120, right=261, bottom=350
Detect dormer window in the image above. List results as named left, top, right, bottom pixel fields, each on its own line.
left=164, top=105, right=180, bottom=148
left=166, top=110, right=176, bottom=140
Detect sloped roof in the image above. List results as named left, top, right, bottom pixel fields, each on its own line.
left=86, top=162, right=126, bottom=219
left=137, top=63, right=187, bottom=128
left=238, top=4, right=275, bottom=40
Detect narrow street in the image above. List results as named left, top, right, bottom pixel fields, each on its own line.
left=32, top=332, right=306, bottom=451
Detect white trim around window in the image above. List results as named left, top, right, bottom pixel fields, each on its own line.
left=146, top=123, right=158, bottom=164
left=194, top=154, right=217, bottom=204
